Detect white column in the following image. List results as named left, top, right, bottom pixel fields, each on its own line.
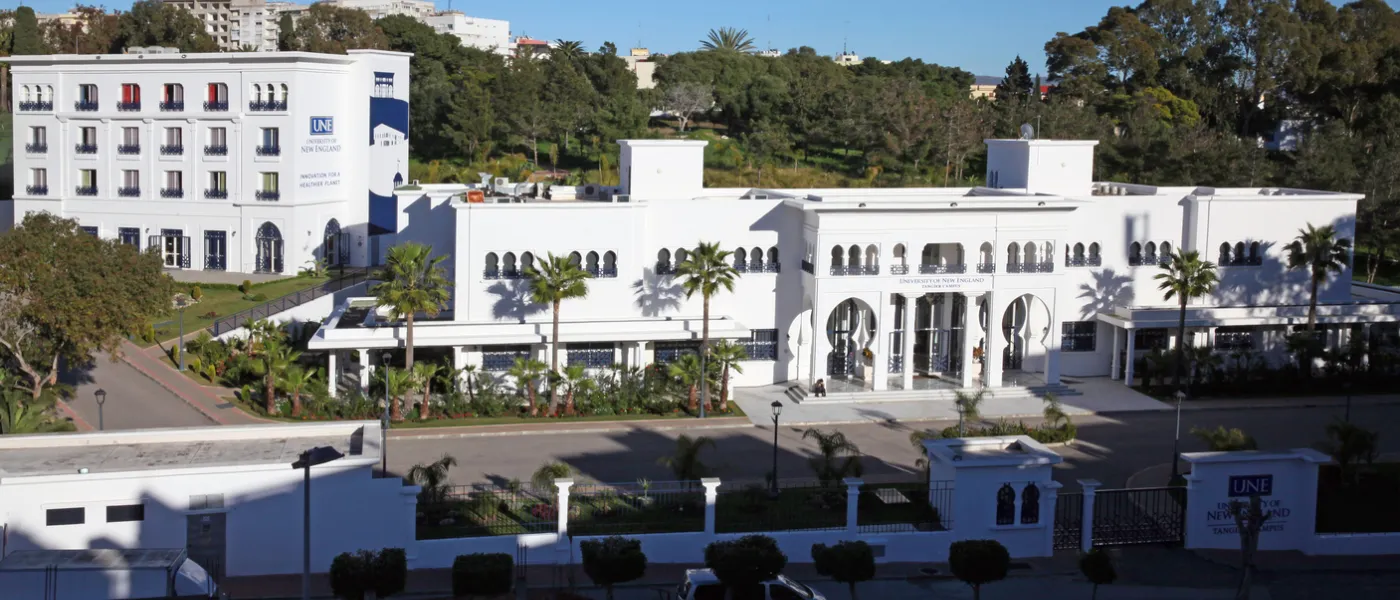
left=1124, top=330, right=1137, bottom=385
left=357, top=348, right=371, bottom=395
left=844, top=477, right=862, bottom=534
left=960, top=293, right=979, bottom=388
left=452, top=346, right=467, bottom=391
left=639, top=341, right=653, bottom=367
left=874, top=293, right=894, bottom=391
left=1362, top=324, right=1372, bottom=369
left=554, top=478, right=574, bottom=536
left=702, top=478, right=721, bottom=536
left=1039, top=480, right=1062, bottom=556
left=901, top=294, right=917, bottom=389
left=1110, top=327, right=1121, bottom=380
left=1078, top=479, right=1101, bottom=553
left=327, top=351, right=337, bottom=398
left=985, top=290, right=1004, bottom=388
left=937, top=294, right=954, bottom=374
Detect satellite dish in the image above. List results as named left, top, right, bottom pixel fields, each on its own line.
left=1019, top=123, right=1035, bottom=140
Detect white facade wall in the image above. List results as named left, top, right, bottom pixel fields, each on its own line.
left=424, top=13, right=511, bottom=55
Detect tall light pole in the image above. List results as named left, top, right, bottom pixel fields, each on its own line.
left=172, top=293, right=198, bottom=372
left=381, top=352, right=392, bottom=477
left=1171, top=390, right=1186, bottom=479
left=769, top=400, right=782, bottom=496
left=94, top=389, right=107, bottom=431
left=292, top=446, right=345, bottom=600
left=1344, top=381, right=1353, bottom=423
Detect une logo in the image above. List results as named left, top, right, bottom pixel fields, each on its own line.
left=1228, top=474, right=1273, bottom=497
left=310, top=117, right=334, bottom=135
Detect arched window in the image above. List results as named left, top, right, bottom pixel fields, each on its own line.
left=996, top=483, right=1016, bottom=526
left=979, top=242, right=994, bottom=265
left=1130, top=242, right=1142, bottom=265
left=1144, top=242, right=1157, bottom=263
left=1249, top=242, right=1260, bottom=264
left=1089, top=243, right=1101, bottom=264
left=603, top=251, right=616, bottom=276
left=21, top=86, right=31, bottom=102
left=255, top=222, right=284, bottom=273
left=502, top=252, right=517, bottom=277
left=848, top=245, right=861, bottom=268
left=1234, top=242, right=1245, bottom=265
left=830, top=246, right=844, bottom=268
left=484, top=252, right=499, bottom=278
left=265, top=84, right=275, bottom=103
left=1007, top=242, right=1021, bottom=268
left=585, top=251, right=600, bottom=275
left=674, top=248, right=688, bottom=267
left=252, top=84, right=261, bottom=100
left=1020, top=483, right=1040, bottom=524
left=748, top=246, right=762, bottom=271
left=1220, top=242, right=1232, bottom=265
left=568, top=251, right=582, bottom=267
left=45, top=85, right=54, bottom=101
left=1160, top=241, right=1172, bottom=261
left=864, top=244, right=879, bottom=269
left=894, top=244, right=907, bottom=266
left=735, top=248, right=748, bottom=271
left=521, top=251, right=535, bottom=274
left=1073, top=243, right=1086, bottom=262
left=767, top=246, right=779, bottom=271
left=922, top=243, right=937, bottom=266
left=1023, top=241, right=1038, bottom=266
left=279, top=83, right=289, bottom=103
left=657, top=248, right=672, bottom=273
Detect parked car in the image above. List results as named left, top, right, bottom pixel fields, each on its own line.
left=677, top=568, right=824, bottom=600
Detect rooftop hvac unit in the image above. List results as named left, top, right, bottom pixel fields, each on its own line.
left=494, top=177, right=510, bottom=188
left=615, top=194, right=631, bottom=203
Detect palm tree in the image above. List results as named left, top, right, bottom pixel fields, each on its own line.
left=506, top=357, right=548, bottom=416
left=657, top=434, right=716, bottom=482
left=278, top=364, right=319, bottom=417
left=261, top=343, right=300, bottom=415
left=954, top=389, right=986, bottom=436
left=676, top=241, right=739, bottom=408
left=1155, top=250, right=1219, bottom=393
left=1042, top=392, right=1069, bottom=428
left=700, top=27, right=756, bottom=52
left=552, top=39, right=585, bottom=60
left=531, top=461, right=573, bottom=491
left=710, top=339, right=748, bottom=411
left=560, top=363, right=593, bottom=415
left=1320, top=420, right=1378, bottom=486
left=244, top=318, right=282, bottom=357
left=667, top=353, right=710, bottom=411
left=526, top=252, right=591, bottom=416
left=0, top=389, right=51, bottom=434
left=381, top=366, right=416, bottom=422
left=412, top=361, right=442, bottom=420
left=1286, top=223, right=1352, bottom=331
left=407, top=454, right=458, bottom=505
left=371, top=242, right=452, bottom=370
left=1191, top=425, right=1258, bottom=451
left=802, top=429, right=864, bottom=485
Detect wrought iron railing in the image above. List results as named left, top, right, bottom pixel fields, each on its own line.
left=75, top=143, right=98, bottom=154
left=255, top=190, right=280, bottom=201
left=569, top=481, right=707, bottom=536
left=255, top=145, right=281, bottom=157
left=857, top=479, right=951, bottom=533
left=829, top=265, right=880, bottom=276
left=25, top=185, right=48, bottom=196
left=117, top=186, right=141, bottom=197
left=1066, top=257, right=1102, bottom=267
left=210, top=269, right=370, bottom=337
left=204, top=144, right=228, bottom=156
left=117, top=144, right=141, bottom=155
left=18, top=100, right=53, bottom=111
left=716, top=479, right=847, bottom=533
left=801, top=259, right=815, bottom=274
left=75, top=185, right=98, bottom=196
left=762, top=262, right=781, bottom=273
left=160, top=188, right=184, bottom=199
left=204, top=100, right=229, bottom=111
left=417, top=484, right=556, bottom=539
left=977, top=262, right=996, bottom=273
left=205, top=189, right=229, bottom=200
left=160, top=145, right=184, bottom=156
left=889, top=265, right=909, bottom=275
left=566, top=348, right=615, bottom=369
left=117, top=101, right=141, bottom=111
left=920, top=263, right=967, bottom=274
left=159, top=100, right=185, bottom=111
left=25, top=143, right=47, bottom=153
left=75, top=100, right=99, bottom=111
left=655, top=262, right=675, bottom=275
left=249, top=100, right=288, bottom=111
left=1005, top=262, right=1055, bottom=274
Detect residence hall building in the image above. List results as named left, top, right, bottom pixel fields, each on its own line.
left=2, top=48, right=410, bottom=275
left=308, top=137, right=1393, bottom=396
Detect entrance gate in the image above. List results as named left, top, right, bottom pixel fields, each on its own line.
left=1054, top=486, right=1185, bottom=550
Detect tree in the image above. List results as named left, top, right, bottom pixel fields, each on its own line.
left=0, top=214, right=172, bottom=403
left=1155, top=250, right=1218, bottom=393
left=662, top=81, right=714, bottom=131
left=531, top=461, right=572, bottom=490
left=994, top=56, right=1036, bottom=106
left=954, top=389, right=986, bottom=435
left=382, top=366, right=416, bottom=422
left=1319, top=420, right=1378, bottom=486
left=560, top=363, right=593, bottom=415
left=676, top=241, right=738, bottom=406
left=1079, top=548, right=1117, bottom=600
left=244, top=318, right=283, bottom=357
left=710, top=339, right=747, bottom=411
left=1286, top=223, right=1351, bottom=331
left=1042, top=392, right=1069, bottom=427
left=667, top=353, right=709, bottom=411
left=498, top=57, right=552, bottom=166
left=657, top=434, right=715, bottom=482
left=276, top=12, right=296, bottom=51
left=744, top=120, right=794, bottom=185
left=406, top=454, right=457, bottom=505
left=506, top=357, right=548, bottom=416
left=580, top=536, right=647, bottom=600
left=10, top=7, right=45, bottom=55
left=114, top=1, right=219, bottom=52
left=0, top=389, right=68, bottom=435
left=704, top=536, right=787, bottom=594
left=260, top=343, right=300, bottom=415
left=802, top=429, right=864, bottom=485
left=278, top=364, right=319, bottom=417
left=700, top=27, right=756, bottom=53
left=290, top=3, right=388, bottom=53
left=525, top=253, right=591, bottom=416
left=371, top=243, right=451, bottom=370
left=552, top=39, right=585, bottom=61
left=1228, top=495, right=1270, bottom=600
left=1191, top=425, right=1258, bottom=451
left=948, top=539, right=1010, bottom=600
left=811, top=541, right=875, bottom=600
left=411, top=361, right=441, bottom=420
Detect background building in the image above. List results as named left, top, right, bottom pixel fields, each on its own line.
left=620, top=48, right=656, bottom=89
left=423, top=11, right=511, bottom=56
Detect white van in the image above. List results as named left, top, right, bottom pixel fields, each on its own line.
left=677, top=568, right=825, bottom=600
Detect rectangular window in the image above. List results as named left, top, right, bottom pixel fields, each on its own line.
left=122, top=127, right=140, bottom=146
left=30, top=126, right=46, bottom=145
left=121, top=83, right=140, bottom=103
left=566, top=342, right=615, bottom=368
left=123, top=170, right=140, bottom=188
left=1215, top=326, right=1254, bottom=351
left=81, top=226, right=98, bottom=236
left=80, top=127, right=97, bottom=145
left=80, top=169, right=97, bottom=188
left=737, top=329, right=779, bottom=361
left=78, top=83, right=98, bottom=103
left=165, top=171, right=183, bottom=190
left=1061, top=322, right=1097, bottom=352
left=119, top=227, right=140, bottom=247
left=260, top=127, right=279, bottom=147
left=106, top=504, right=145, bottom=523
left=210, top=126, right=227, bottom=146
left=46, top=507, right=85, bottom=526
left=31, top=168, right=47, bottom=187
left=654, top=341, right=701, bottom=366
left=261, top=172, right=279, bottom=192
left=1134, top=328, right=1170, bottom=351
left=188, top=494, right=225, bottom=510
left=165, top=127, right=183, bottom=146
left=163, top=83, right=183, bottom=103
left=209, top=171, right=227, bottom=191
left=481, top=345, right=532, bottom=371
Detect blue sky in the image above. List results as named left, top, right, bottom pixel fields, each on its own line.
left=16, top=0, right=1397, bottom=76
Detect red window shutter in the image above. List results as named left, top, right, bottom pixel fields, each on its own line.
left=134, top=85, right=140, bottom=104
left=208, top=83, right=216, bottom=103
left=122, top=85, right=131, bottom=103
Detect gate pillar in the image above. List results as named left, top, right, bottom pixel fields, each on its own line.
left=1078, top=479, right=1101, bottom=552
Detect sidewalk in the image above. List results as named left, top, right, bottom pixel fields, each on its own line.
left=119, top=340, right=269, bottom=425
left=389, top=417, right=753, bottom=439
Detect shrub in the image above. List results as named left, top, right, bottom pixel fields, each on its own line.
left=372, top=548, right=407, bottom=598
left=1191, top=425, right=1258, bottom=451
left=948, top=539, right=1010, bottom=600
left=191, top=285, right=203, bottom=301
left=811, top=541, right=875, bottom=600
left=581, top=536, right=648, bottom=600
left=329, top=550, right=373, bottom=600
left=452, top=553, right=513, bottom=597
left=1079, top=547, right=1116, bottom=600
left=239, top=279, right=252, bottom=294
left=704, top=535, right=787, bottom=592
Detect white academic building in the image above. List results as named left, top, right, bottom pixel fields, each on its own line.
left=2, top=49, right=410, bottom=275
left=307, top=136, right=1396, bottom=395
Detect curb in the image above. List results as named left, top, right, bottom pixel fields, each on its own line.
left=114, top=345, right=260, bottom=426
left=390, top=419, right=754, bottom=440
left=55, top=399, right=95, bottom=432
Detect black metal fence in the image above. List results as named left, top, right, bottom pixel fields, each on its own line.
left=1090, top=487, right=1186, bottom=547
left=857, top=479, right=951, bottom=533
left=715, top=480, right=847, bottom=533
left=210, top=269, right=370, bottom=337
left=569, top=481, right=706, bottom=536
left=1054, top=492, right=1084, bottom=550
left=417, top=484, right=555, bottom=539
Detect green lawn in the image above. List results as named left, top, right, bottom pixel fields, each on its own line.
left=151, top=274, right=331, bottom=343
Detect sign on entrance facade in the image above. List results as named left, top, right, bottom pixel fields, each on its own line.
left=1181, top=449, right=1327, bottom=551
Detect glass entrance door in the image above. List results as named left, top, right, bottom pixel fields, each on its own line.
left=161, top=229, right=186, bottom=268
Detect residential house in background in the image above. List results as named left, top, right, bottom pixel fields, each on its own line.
left=621, top=48, right=657, bottom=89
left=424, top=11, right=512, bottom=56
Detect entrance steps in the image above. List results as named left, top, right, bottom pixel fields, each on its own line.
left=795, top=382, right=1080, bottom=405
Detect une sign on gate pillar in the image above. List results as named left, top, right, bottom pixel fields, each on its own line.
left=1228, top=474, right=1273, bottom=497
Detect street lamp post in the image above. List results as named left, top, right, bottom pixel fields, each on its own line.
left=94, top=389, right=107, bottom=431
left=172, top=293, right=198, bottom=372
left=292, top=446, right=345, bottom=600
left=1344, top=381, right=1353, bottom=423
left=1171, top=390, right=1186, bottom=479
left=381, top=352, right=392, bottom=477
left=769, top=400, right=783, bottom=496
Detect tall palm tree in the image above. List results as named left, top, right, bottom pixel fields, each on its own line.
left=560, top=363, right=593, bottom=415
left=526, top=252, right=591, bottom=416
left=954, top=389, right=986, bottom=436
left=371, top=242, right=452, bottom=370
left=1155, top=250, right=1219, bottom=393
left=1286, top=223, right=1352, bottom=331
left=700, top=27, right=756, bottom=52
left=381, top=366, right=416, bottom=422
left=506, top=357, right=548, bottom=416
left=802, top=429, right=864, bottom=485
left=711, top=339, right=748, bottom=411
left=676, top=241, right=739, bottom=408
left=407, top=454, right=458, bottom=505
left=552, top=39, right=585, bottom=60
left=439, top=359, right=476, bottom=405
left=261, top=342, right=300, bottom=415
left=667, top=353, right=710, bottom=411
left=278, top=364, right=319, bottom=417
left=657, top=434, right=716, bottom=482
left=411, top=361, right=441, bottom=420
left=244, top=318, right=282, bottom=357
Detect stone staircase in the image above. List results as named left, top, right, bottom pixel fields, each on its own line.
left=791, top=380, right=1081, bottom=405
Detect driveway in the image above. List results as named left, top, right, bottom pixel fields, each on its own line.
left=58, top=352, right=217, bottom=430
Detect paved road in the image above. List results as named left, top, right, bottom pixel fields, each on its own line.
left=57, top=352, right=217, bottom=431
left=386, top=402, right=1400, bottom=488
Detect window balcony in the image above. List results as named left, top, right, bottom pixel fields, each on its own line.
left=655, top=263, right=675, bottom=275
left=26, top=185, right=49, bottom=196
left=255, top=145, right=281, bottom=157
left=204, top=144, right=229, bottom=156
left=159, top=100, right=185, bottom=111
left=762, top=262, right=781, bottom=273
left=74, top=100, right=99, bottom=111
left=117, top=144, right=141, bottom=155
left=483, top=269, right=500, bottom=280
left=205, top=189, right=229, bottom=199
left=255, top=190, right=280, bottom=201
left=160, top=145, right=185, bottom=156
left=203, top=100, right=229, bottom=112
left=117, top=186, right=141, bottom=197
left=1005, top=262, right=1055, bottom=274
left=75, top=143, right=98, bottom=155
left=160, top=188, right=185, bottom=199
left=801, top=259, right=815, bottom=274
left=600, top=267, right=618, bottom=278
left=829, top=265, right=880, bottom=276
left=919, top=264, right=967, bottom=274
left=117, top=101, right=141, bottom=112
left=75, top=185, right=98, bottom=196
left=248, top=100, right=288, bottom=112
left=889, top=265, right=909, bottom=275
left=25, top=143, right=48, bottom=154
left=19, top=101, right=53, bottom=111
left=977, top=262, right=996, bottom=274
left=1066, top=257, right=1103, bottom=267
left=566, top=348, right=615, bottom=369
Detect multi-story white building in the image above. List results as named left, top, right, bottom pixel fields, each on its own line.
left=321, top=0, right=435, bottom=20
left=2, top=49, right=410, bottom=275
left=308, top=136, right=1393, bottom=397
left=423, top=11, right=511, bottom=56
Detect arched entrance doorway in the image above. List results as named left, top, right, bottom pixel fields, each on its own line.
left=255, top=222, right=284, bottom=273
left=826, top=298, right=877, bottom=382
left=323, top=219, right=346, bottom=266
left=1000, top=293, right=1052, bottom=379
